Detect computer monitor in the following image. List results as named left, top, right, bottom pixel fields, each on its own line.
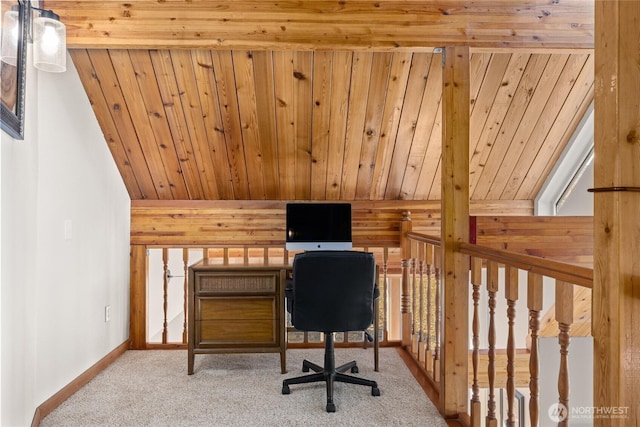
left=285, top=203, right=352, bottom=251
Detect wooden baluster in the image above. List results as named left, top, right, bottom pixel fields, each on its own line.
left=400, top=211, right=412, bottom=348
left=162, top=248, right=169, bottom=344
left=528, top=272, right=543, bottom=427
left=505, top=266, right=519, bottom=427
left=382, top=247, right=389, bottom=343
left=411, top=240, right=418, bottom=354
left=418, top=242, right=426, bottom=362
left=433, top=248, right=441, bottom=381
left=372, top=248, right=380, bottom=369
left=470, top=256, right=482, bottom=427
left=486, top=261, right=499, bottom=427
left=425, top=243, right=434, bottom=374
left=556, top=280, right=573, bottom=426
left=182, top=248, right=189, bottom=344
left=401, top=257, right=412, bottom=348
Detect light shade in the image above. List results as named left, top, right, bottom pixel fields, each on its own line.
left=33, top=10, right=66, bottom=73
left=1, top=6, right=20, bottom=66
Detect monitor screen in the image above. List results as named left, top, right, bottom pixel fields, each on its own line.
left=285, top=203, right=352, bottom=251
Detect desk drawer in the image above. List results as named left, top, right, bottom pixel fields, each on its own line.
left=197, top=297, right=275, bottom=321
left=198, top=319, right=276, bottom=344
left=196, top=272, right=277, bottom=294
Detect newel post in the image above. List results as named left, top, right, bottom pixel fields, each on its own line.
left=130, top=245, right=148, bottom=349
left=439, top=45, right=470, bottom=418
left=593, top=1, right=640, bottom=423
left=400, top=211, right=413, bottom=348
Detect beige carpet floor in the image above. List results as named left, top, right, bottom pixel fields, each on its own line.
left=40, top=347, right=447, bottom=427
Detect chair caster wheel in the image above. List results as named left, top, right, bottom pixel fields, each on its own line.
left=372, top=387, right=380, bottom=396
left=326, top=402, right=336, bottom=412
left=351, top=366, right=359, bottom=374
left=282, top=384, right=290, bottom=394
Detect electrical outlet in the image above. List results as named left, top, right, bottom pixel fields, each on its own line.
left=105, top=305, right=111, bottom=322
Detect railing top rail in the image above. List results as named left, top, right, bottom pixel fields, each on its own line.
left=406, top=232, right=441, bottom=247
left=459, top=242, right=593, bottom=289
left=403, top=232, right=593, bottom=288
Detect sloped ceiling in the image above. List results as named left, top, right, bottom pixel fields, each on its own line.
left=50, top=1, right=595, bottom=202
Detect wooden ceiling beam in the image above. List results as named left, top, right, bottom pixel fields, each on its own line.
left=47, top=0, right=594, bottom=51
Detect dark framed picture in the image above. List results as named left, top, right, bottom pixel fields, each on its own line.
left=1, top=0, right=28, bottom=140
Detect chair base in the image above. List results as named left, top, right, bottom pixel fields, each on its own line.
left=282, top=333, right=380, bottom=412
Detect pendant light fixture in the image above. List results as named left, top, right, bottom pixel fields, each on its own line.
left=1, top=1, right=66, bottom=73
left=32, top=8, right=66, bottom=72
left=0, top=5, right=20, bottom=66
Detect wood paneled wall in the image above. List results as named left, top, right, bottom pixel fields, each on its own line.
left=475, top=216, right=593, bottom=266
left=131, top=200, right=592, bottom=266
left=130, top=200, right=533, bottom=247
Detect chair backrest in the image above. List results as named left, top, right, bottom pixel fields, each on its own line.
left=291, top=250, right=376, bottom=333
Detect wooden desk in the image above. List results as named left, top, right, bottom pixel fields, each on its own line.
left=188, top=260, right=288, bottom=374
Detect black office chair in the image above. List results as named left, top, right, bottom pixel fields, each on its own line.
left=282, top=250, right=380, bottom=412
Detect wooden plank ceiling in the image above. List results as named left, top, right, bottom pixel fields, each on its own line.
left=51, top=1, right=595, bottom=202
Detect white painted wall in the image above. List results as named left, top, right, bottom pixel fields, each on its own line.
left=0, top=56, right=2, bottom=427
left=1, top=45, right=40, bottom=427
left=1, top=51, right=130, bottom=426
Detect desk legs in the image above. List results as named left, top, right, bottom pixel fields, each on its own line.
left=280, top=349, right=287, bottom=374
left=188, top=351, right=194, bottom=375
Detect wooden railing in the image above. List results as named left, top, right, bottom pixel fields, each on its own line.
left=460, top=243, right=592, bottom=427
left=402, top=229, right=593, bottom=426
left=404, top=231, right=442, bottom=385
left=145, top=245, right=405, bottom=348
